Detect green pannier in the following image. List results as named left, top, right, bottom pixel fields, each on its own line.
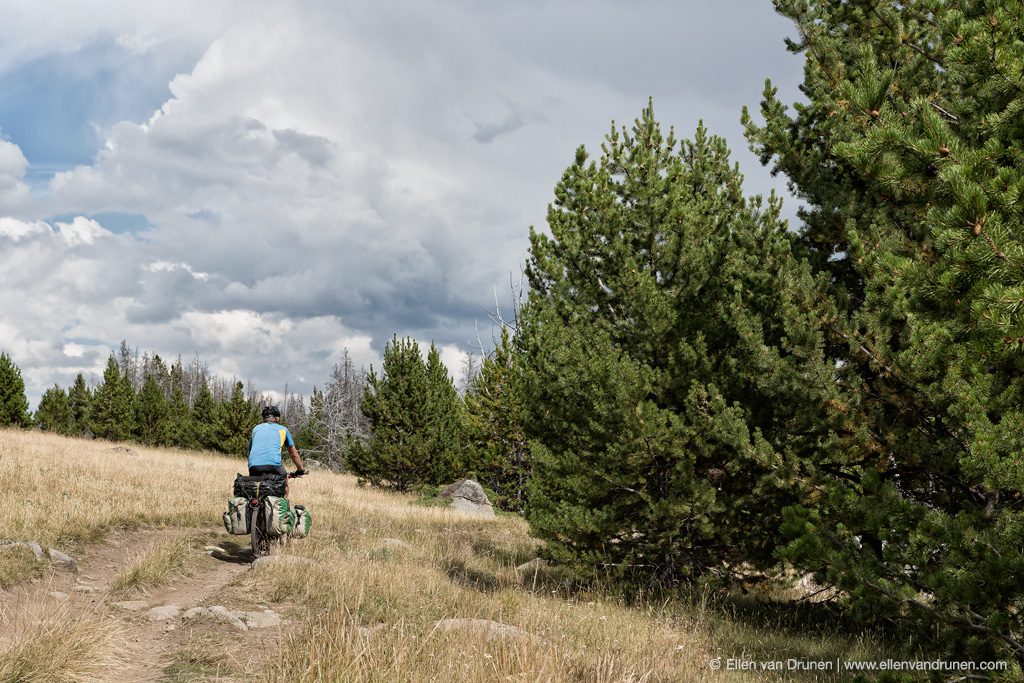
left=264, top=496, right=295, bottom=536
left=223, top=497, right=249, bottom=535
left=291, top=505, right=312, bottom=538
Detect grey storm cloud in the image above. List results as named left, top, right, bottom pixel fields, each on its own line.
left=0, top=0, right=804, bottom=405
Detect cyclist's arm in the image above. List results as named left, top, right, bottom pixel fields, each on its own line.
left=288, top=445, right=303, bottom=471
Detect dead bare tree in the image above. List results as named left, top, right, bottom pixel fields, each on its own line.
left=458, top=353, right=481, bottom=395
left=488, top=270, right=527, bottom=337
left=304, top=349, right=368, bottom=469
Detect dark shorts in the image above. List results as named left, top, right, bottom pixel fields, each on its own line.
left=248, top=464, right=287, bottom=477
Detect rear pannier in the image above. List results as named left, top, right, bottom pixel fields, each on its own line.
left=264, top=496, right=295, bottom=536
left=291, top=505, right=312, bottom=538
left=223, top=497, right=249, bottom=535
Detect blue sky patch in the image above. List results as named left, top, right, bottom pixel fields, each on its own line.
left=47, top=211, right=153, bottom=234
left=0, top=38, right=199, bottom=181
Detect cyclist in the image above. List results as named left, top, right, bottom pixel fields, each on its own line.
left=248, top=405, right=305, bottom=493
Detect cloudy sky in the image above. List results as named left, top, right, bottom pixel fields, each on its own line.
left=0, top=0, right=803, bottom=407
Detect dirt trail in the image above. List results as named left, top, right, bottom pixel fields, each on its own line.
left=1, top=528, right=278, bottom=682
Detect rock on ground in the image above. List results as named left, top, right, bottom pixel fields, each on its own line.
left=358, top=623, right=388, bottom=637
left=515, top=558, right=546, bottom=574
left=147, top=605, right=181, bottom=621
left=0, top=540, right=45, bottom=562
left=240, top=609, right=282, bottom=629
left=183, top=605, right=282, bottom=631
left=48, top=548, right=78, bottom=572
left=433, top=618, right=528, bottom=641
left=438, top=479, right=496, bottom=518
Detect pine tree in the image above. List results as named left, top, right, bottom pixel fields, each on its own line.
left=0, top=352, right=31, bottom=428
left=463, top=327, right=529, bottom=511
left=423, top=342, right=463, bottom=483
left=296, top=387, right=326, bottom=452
left=91, top=355, right=136, bottom=440
left=190, top=381, right=219, bottom=451
left=347, top=336, right=437, bottom=491
left=68, top=373, right=92, bottom=436
left=135, top=374, right=168, bottom=445
left=217, top=381, right=259, bottom=455
left=35, top=384, right=75, bottom=435
left=745, top=0, right=1024, bottom=665
left=521, top=104, right=839, bottom=583
left=161, top=364, right=192, bottom=449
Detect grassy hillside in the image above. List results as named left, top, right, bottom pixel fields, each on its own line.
left=0, top=430, right=896, bottom=682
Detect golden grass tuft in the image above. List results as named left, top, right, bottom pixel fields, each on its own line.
left=0, top=545, right=45, bottom=589
left=0, top=600, right=118, bottom=683
left=109, top=534, right=195, bottom=597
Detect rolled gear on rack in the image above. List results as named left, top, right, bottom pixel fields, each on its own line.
left=291, top=505, right=312, bottom=538
left=233, top=473, right=287, bottom=498
left=223, top=497, right=249, bottom=535
left=264, top=496, right=295, bottom=536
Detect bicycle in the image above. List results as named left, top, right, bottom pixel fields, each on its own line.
left=247, top=470, right=305, bottom=558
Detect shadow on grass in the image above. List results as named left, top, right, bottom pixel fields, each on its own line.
left=209, top=539, right=254, bottom=565
left=443, top=558, right=504, bottom=593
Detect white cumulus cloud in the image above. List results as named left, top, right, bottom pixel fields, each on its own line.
left=0, top=0, right=802, bottom=406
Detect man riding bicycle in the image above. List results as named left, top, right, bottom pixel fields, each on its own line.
left=248, top=405, right=305, bottom=493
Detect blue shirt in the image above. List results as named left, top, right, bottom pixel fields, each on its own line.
left=248, top=422, right=294, bottom=467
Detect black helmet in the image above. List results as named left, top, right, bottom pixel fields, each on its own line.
left=262, top=405, right=281, bottom=419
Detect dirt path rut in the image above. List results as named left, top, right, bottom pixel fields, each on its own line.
left=1, top=528, right=283, bottom=682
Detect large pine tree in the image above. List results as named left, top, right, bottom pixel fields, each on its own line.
left=190, top=381, right=219, bottom=451
left=90, top=355, right=136, bottom=441
left=35, top=384, right=75, bottom=435
left=135, top=374, right=168, bottom=445
left=745, top=0, right=1024, bottom=665
left=521, top=104, right=839, bottom=583
left=423, top=342, right=463, bottom=483
left=463, top=326, right=529, bottom=511
left=217, top=381, right=260, bottom=455
left=0, top=352, right=31, bottom=428
left=68, top=372, right=92, bottom=436
left=162, top=367, right=192, bottom=449
left=348, top=336, right=462, bottom=490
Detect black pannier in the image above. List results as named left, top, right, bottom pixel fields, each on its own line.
left=233, top=473, right=287, bottom=498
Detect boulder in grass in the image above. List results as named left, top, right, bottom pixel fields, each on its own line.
left=438, top=479, right=495, bottom=518
left=240, top=609, right=282, bottom=629
left=147, top=605, right=180, bottom=621
left=433, top=618, right=530, bottom=641
left=0, top=540, right=45, bottom=562
left=48, top=548, right=78, bottom=572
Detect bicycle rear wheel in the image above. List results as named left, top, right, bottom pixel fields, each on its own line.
left=249, top=504, right=271, bottom=557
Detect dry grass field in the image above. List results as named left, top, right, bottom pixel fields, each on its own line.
left=0, top=429, right=894, bottom=682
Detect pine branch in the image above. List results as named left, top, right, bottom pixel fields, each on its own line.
left=867, top=4, right=945, bottom=69
left=928, top=100, right=959, bottom=124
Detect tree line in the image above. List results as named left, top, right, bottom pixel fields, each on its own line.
left=0, top=345, right=307, bottom=455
